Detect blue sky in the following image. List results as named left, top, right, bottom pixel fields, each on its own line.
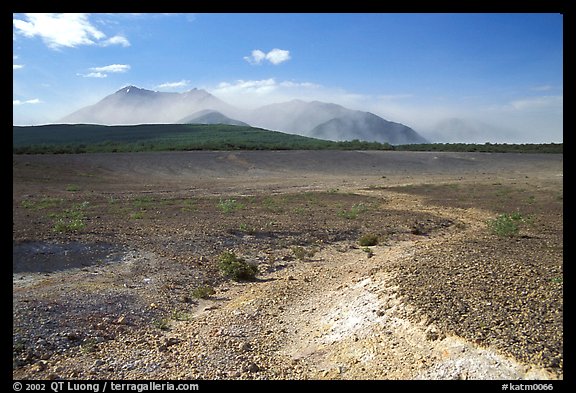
left=13, top=13, right=563, bottom=143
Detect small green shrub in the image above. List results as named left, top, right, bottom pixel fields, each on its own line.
left=238, top=223, right=255, bottom=234
left=292, top=246, right=316, bottom=260
left=52, top=201, right=89, bottom=233
left=218, top=251, right=258, bottom=281
left=359, top=233, right=379, bottom=246
left=132, top=196, right=155, bottom=209
left=130, top=211, right=144, bottom=219
left=152, top=317, right=170, bottom=331
left=181, top=198, right=197, bottom=212
left=338, top=203, right=369, bottom=219
left=66, top=184, right=80, bottom=192
left=191, top=285, right=216, bottom=299
left=218, top=198, right=244, bottom=213
left=487, top=212, right=524, bottom=237
left=171, top=310, right=192, bottom=321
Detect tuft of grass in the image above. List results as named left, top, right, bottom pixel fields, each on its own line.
left=191, top=285, right=216, bottom=299
left=292, top=246, right=317, bottom=261
left=218, top=198, right=244, bottom=213
left=130, top=211, right=145, bottom=219
left=51, top=201, right=89, bottom=233
left=66, top=184, right=80, bottom=192
left=181, top=198, right=197, bottom=212
left=132, top=196, right=155, bottom=209
left=487, top=212, right=525, bottom=237
left=362, top=247, right=374, bottom=258
left=21, top=197, right=63, bottom=210
left=338, top=202, right=369, bottom=219
left=359, top=233, right=379, bottom=247
left=171, top=310, right=192, bottom=321
left=238, top=223, right=255, bottom=234
left=152, top=317, right=171, bottom=331
left=218, top=251, right=258, bottom=281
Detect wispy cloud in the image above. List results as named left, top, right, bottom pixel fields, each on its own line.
left=244, top=48, right=291, bottom=65
left=13, top=64, right=24, bottom=70
left=78, top=64, right=130, bottom=78
left=90, top=64, right=130, bottom=73
left=13, top=98, right=41, bottom=106
left=156, top=80, right=191, bottom=89
left=214, top=79, right=319, bottom=99
left=530, top=85, right=554, bottom=92
left=211, top=78, right=337, bottom=109
left=80, top=72, right=107, bottom=78
left=509, top=95, right=563, bottom=111
left=13, top=13, right=130, bottom=49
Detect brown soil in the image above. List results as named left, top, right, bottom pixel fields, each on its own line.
left=12, top=150, right=563, bottom=380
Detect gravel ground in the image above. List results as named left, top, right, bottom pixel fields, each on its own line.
left=12, top=151, right=563, bottom=380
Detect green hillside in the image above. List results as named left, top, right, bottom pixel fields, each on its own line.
left=13, top=124, right=562, bottom=154
left=13, top=124, right=393, bottom=153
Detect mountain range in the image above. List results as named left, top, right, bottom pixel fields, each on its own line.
left=60, top=86, right=428, bottom=145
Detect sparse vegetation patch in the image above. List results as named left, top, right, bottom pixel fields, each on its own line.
left=338, top=202, right=369, bottom=219
left=359, top=233, right=379, bottom=246
left=51, top=201, right=89, bottom=233
left=218, top=251, right=258, bottom=281
left=191, top=285, right=216, bottom=299
left=487, top=212, right=526, bottom=237
left=218, top=198, right=244, bottom=213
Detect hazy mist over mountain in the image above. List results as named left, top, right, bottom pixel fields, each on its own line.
left=59, top=86, right=427, bottom=145
left=60, top=86, right=235, bottom=125
left=425, top=118, right=520, bottom=144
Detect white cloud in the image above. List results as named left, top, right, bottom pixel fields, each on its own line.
left=12, top=13, right=130, bottom=49
left=90, top=64, right=130, bottom=73
left=266, top=48, right=291, bottom=65
left=244, top=48, right=291, bottom=65
left=78, top=64, right=130, bottom=78
left=13, top=98, right=41, bottom=106
left=213, top=79, right=325, bottom=105
left=210, top=78, right=372, bottom=111
left=101, top=35, right=130, bottom=47
left=79, top=72, right=107, bottom=78
left=157, top=80, right=191, bottom=89
left=13, top=64, right=24, bottom=70
left=244, top=50, right=267, bottom=65
left=217, top=78, right=278, bottom=94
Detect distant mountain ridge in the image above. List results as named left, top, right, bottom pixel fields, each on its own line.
left=59, top=86, right=427, bottom=144
left=177, top=110, right=249, bottom=127
left=61, top=86, right=235, bottom=125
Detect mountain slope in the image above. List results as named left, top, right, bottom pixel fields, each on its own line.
left=310, top=112, right=428, bottom=144
left=243, top=100, right=349, bottom=134
left=60, top=86, right=235, bottom=125
left=58, top=86, right=428, bottom=144
left=177, top=110, right=249, bottom=126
